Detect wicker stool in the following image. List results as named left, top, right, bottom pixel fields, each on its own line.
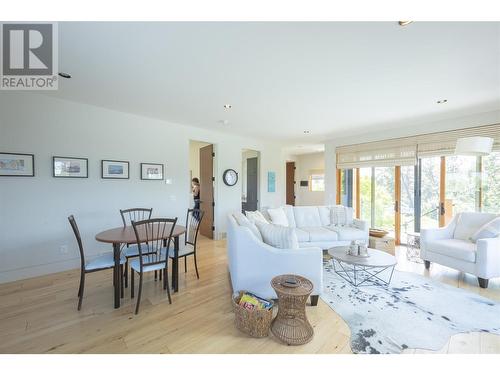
left=270, top=274, right=314, bottom=345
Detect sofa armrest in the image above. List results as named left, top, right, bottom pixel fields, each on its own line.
left=476, top=237, right=500, bottom=279
left=420, top=217, right=458, bottom=253
left=353, top=218, right=369, bottom=233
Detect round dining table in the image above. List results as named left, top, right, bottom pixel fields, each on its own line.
left=96, top=224, right=186, bottom=308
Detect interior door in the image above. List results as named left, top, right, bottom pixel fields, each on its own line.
left=286, top=162, right=295, bottom=205
left=246, top=157, right=258, bottom=211
left=199, top=144, right=214, bottom=239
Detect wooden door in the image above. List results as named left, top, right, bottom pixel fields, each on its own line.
left=246, top=157, right=258, bottom=211
left=286, top=162, right=295, bottom=206
left=199, top=144, right=214, bottom=239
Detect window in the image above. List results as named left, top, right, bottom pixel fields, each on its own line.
left=309, top=170, right=325, bottom=192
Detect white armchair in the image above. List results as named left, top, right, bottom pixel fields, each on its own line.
left=421, top=212, right=500, bottom=288
left=227, top=214, right=323, bottom=304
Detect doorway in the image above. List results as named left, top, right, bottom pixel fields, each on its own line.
left=242, top=149, right=260, bottom=212
left=189, top=140, right=215, bottom=239
left=286, top=161, right=296, bottom=205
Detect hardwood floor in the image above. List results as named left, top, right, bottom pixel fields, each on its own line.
left=0, top=238, right=498, bottom=354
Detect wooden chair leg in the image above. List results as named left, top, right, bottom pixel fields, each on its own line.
left=124, top=261, right=129, bottom=288
left=131, top=269, right=135, bottom=299
left=120, top=265, right=124, bottom=299
left=135, top=272, right=144, bottom=314
left=155, top=270, right=158, bottom=281
left=159, top=269, right=162, bottom=281
left=184, top=257, right=187, bottom=273
left=163, top=268, right=167, bottom=290
left=77, top=272, right=85, bottom=311
left=165, top=268, right=172, bottom=304
left=194, top=253, right=200, bottom=279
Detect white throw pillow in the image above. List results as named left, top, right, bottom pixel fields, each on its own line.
left=282, top=205, right=297, bottom=228
left=318, top=206, right=331, bottom=226
left=233, top=212, right=263, bottom=241
left=267, top=207, right=289, bottom=227
left=245, top=210, right=269, bottom=224
left=470, top=217, right=500, bottom=243
left=331, top=205, right=347, bottom=226
left=255, top=221, right=299, bottom=249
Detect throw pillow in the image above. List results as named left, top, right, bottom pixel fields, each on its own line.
left=470, top=217, right=500, bottom=243
left=282, top=205, right=297, bottom=228
left=245, top=210, right=269, bottom=224
left=267, top=207, right=289, bottom=227
left=331, top=205, right=347, bottom=226
left=255, top=221, right=299, bottom=249
left=233, top=212, right=263, bottom=241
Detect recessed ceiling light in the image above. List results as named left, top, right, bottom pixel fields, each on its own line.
left=437, top=99, right=448, bottom=104
left=58, top=72, right=72, bottom=79
left=398, top=21, right=413, bottom=26
left=303, top=130, right=311, bottom=134
left=223, top=104, right=232, bottom=109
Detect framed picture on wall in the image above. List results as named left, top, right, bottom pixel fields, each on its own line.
left=267, top=171, right=276, bottom=192
left=53, top=156, right=88, bottom=178
left=0, top=152, right=35, bottom=177
left=141, top=163, right=164, bottom=180
left=101, top=160, right=129, bottom=179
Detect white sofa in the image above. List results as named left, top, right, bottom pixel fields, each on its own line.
left=226, top=205, right=368, bottom=305
left=421, top=212, right=500, bottom=288
left=262, top=205, right=369, bottom=250
left=227, top=213, right=323, bottom=305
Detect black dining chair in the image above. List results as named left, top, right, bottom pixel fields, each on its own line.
left=119, top=208, right=153, bottom=287
left=68, top=215, right=126, bottom=311
left=130, top=217, right=178, bottom=314
left=168, top=209, right=204, bottom=279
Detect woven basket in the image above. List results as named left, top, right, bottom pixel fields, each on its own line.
left=232, top=292, right=274, bottom=338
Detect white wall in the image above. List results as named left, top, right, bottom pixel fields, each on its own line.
left=0, top=93, right=288, bottom=283
left=294, top=152, right=325, bottom=206
left=324, top=110, right=500, bottom=205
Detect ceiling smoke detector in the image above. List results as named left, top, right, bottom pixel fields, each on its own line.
left=437, top=99, right=448, bottom=104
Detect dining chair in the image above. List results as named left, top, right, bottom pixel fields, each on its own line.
left=168, top=208, right=204, bottom=279
left=68, top=215, right=126, bottom=311
left=130, top=217, right=177, bottom=314
left=119, top=208, right=153, bottom=287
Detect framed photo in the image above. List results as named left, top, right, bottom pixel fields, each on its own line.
left=101, top=160, right=129, bottom=179
left=53, top=156, right=88, bottom=178
left=0, top=152, right=35, bottom=177
left=141, top=163, right=164, bottom=180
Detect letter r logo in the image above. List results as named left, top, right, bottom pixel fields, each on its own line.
left=2, top=24, right=53, bottom=75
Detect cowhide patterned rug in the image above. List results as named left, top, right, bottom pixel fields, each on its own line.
left=321, top=260, right=500, bottom=354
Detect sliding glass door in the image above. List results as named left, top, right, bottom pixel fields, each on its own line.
left=482, top=151, right=500, bottom=213
left=445, top=155, right=478, bottom=217
left=400, top=165, right=415, bottom=244
left=420, top=157, right=441, bottom=229
left=373, top=167, right=395, bottom=236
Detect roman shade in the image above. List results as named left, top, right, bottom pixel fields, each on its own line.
left=336, top=123, right=500, bottom=169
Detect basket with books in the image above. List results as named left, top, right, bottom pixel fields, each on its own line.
left=232, top=291, right=274, bottom=338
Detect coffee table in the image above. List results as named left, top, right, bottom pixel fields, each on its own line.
left=328, top=246, right=397, bottom=287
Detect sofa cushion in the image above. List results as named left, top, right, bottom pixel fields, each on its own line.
left=427, top=239, right=477, bottom=263
left=293, top=206, right=322, bottom=228
left=331, top=205, right=354, bottom=226
left=255, top=221, right=299, bottom=249
left=454, top=212, right=497, bottom=241
left=318, top=206, right=331, bottom=226
left=245, top=210, right=269, bottom=224
left=327, top=225, right=366, bottom=241
left=301, top=227, right=338, bottom=242
left=295, top=228, right=311, bottom=242
left=268, top=207, right=289, bottom=227
left=470, top=216, right=500, bottom=243
left=282, top=205, right=297, bottom=228
left=233, top=212, right=263, bottom=241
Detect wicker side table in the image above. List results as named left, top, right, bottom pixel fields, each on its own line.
left=270, top=274, right=314, bottom=345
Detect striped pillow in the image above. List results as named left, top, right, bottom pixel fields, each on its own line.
left=233, top=212, right=263, bottom=241
left=255, top=221, right=299, bottom=249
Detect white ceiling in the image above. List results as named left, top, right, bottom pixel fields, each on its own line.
left=48, top=22, right=500, bottom=146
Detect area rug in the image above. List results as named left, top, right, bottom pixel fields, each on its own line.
left=321, top=261, right=500, bottom=354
